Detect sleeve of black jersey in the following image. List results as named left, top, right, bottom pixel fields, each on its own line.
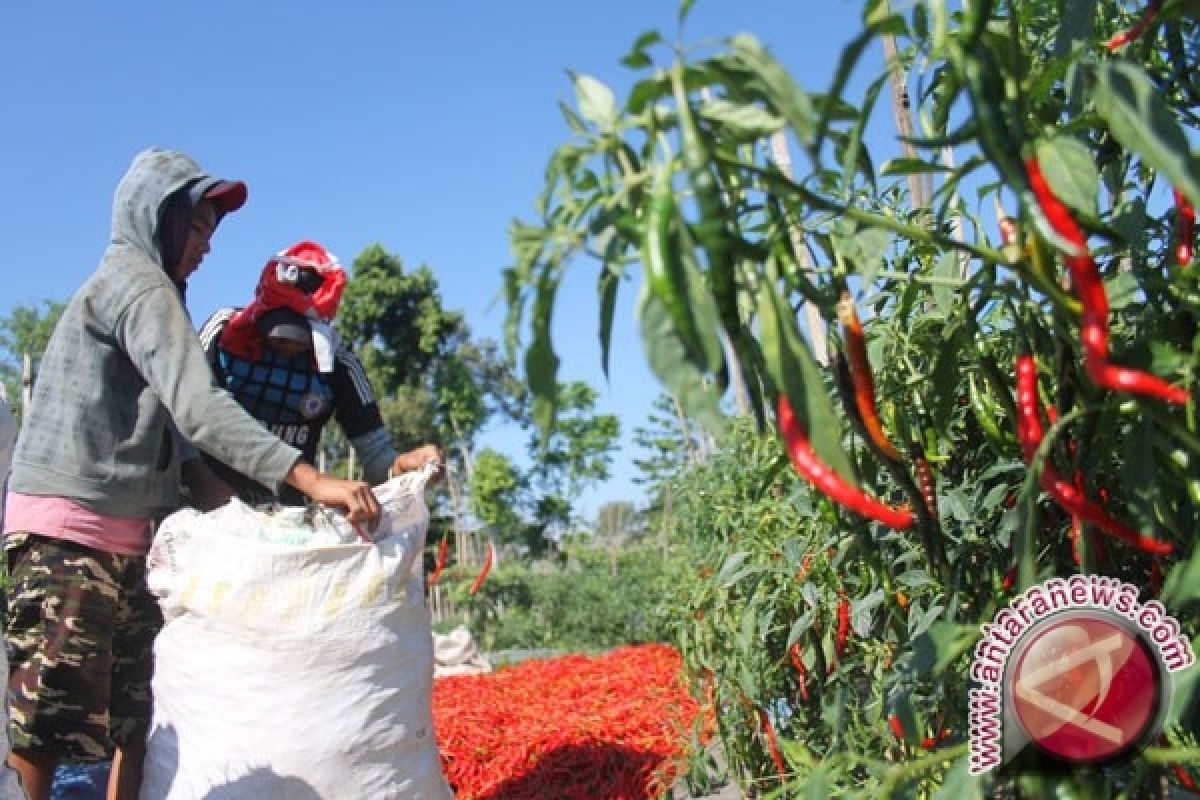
left=330, top=344, right=386, bottom=439
left=197, top=308, right=236, bottom=379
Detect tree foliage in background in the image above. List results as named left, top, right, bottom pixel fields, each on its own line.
left=468, top=447, right=523, bottom=545
left=527, top=380, right=621, bottom=533
left=0, top=301, right=64, bottom=414
left=504, top=0, right=1200, bottom=796
left=632, top=392, right=710, bottom=527
left=452, top=541, right=676, bottom=653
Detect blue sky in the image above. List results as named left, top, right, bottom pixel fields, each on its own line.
left=0, top=1, right=885, bottom=517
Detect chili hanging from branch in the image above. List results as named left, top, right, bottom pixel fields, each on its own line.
left=756, top=708, right=788, bottom=781
left=1015, top=354, right=1173, bottom=555
left=469, top=541, right=495, bottom=594
left=788, top=643, right=810, bottom=703
left=836, top=291, right=903, bottom=461
left=1104, top=0, right=1164, bottom=51
left=1025, top=158, right=1189, bottom=405
left=428, top=537, right=449, bottom=587
left=776, top=395, right=914, bottom=529
left=834, top=593, right=851, bottom=665
left=1174, top=188, right=1195, bottom=267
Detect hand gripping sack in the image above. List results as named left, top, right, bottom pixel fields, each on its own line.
left=140, top=467, right=452, bottom=800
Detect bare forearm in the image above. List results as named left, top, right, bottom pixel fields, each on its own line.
left=180, top=458, right=234, bottom=511
left=285, top=459, right=382, bottom=529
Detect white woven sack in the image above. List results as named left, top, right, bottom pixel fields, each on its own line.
left=432, top=626, right=491, bottom=678
left=140, top=467, right=451, bottom=800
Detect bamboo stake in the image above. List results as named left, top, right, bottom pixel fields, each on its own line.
left=22, top=352, right=32, bottom=413
left=881, top=34, right=932, bottom=210
left=769, top=132, right=830, bottom=366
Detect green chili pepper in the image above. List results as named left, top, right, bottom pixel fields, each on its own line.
left=670, top=66, right=742, bottom=360
left=641, top=161, right=709, bottom=368
left=967, top=372, right=1009, bottom=448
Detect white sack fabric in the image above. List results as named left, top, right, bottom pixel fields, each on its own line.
left=140, top=467, right=451, bottom=800
left=432, top=625, right=492, bottom=678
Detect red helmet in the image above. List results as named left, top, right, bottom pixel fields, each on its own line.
left=219, top=240, right=349, bottom=362
left=254, top=240, right=347, bottom=321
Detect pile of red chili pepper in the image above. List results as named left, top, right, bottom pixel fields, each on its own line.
left=432, top=643, right=713, bottom=799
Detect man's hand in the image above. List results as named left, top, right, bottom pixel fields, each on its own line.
left=286, top=461, right=382, bottom=529
left=391, top=444, right=445, bottom=483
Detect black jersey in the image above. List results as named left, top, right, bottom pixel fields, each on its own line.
left=198, top=309, right=385, bottom=505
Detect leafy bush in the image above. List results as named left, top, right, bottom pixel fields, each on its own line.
left=457, top=543, right=676, bottom=652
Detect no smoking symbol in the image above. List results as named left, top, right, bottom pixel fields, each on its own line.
left=1010, top=614, right=1160, bottom=763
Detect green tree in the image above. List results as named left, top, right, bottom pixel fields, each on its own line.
left=528, top=381, right=620, bottom=533
left=336, top=243, right=465, bottom=396
left=467, top=447, right=523, bottom=543
left=335, top=244, right=530, bottom=569
left=0, top=301, right=65, bottom=415
left=631, top=393, right=706, bottom=494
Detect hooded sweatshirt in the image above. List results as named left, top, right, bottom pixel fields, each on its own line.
left=8, top=148, right=301, bottom=521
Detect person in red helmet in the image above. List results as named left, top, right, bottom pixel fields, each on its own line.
left=196, top=240, right=442, bottom=507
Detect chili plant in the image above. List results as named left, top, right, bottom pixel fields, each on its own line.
left=505, top=0, right=1200, bottom=796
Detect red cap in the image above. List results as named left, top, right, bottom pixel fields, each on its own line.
left=189, top=176, right=247, bottom=213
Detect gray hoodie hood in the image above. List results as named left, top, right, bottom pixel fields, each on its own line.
left=111, top=148, right=209, bottom=270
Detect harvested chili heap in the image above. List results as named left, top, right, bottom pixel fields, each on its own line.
left=433, top=644, right=713, bottom=799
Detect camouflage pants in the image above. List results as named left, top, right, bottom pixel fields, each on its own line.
left=5, top=532, right=162, bottom=761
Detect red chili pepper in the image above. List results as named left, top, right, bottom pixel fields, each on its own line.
left=1174, top=763, right=1198, bottom=791
left=432, top=644, right=711, bottom=797
left=921, top=735, right=936, bottom=749
left=1104, top=0, right=1164, bottom=50
left=1025, top=159, right=1189, bottom=405
left=834, top=593, right=851, bottom=663
left=1174, top=188, right=1195, bottom=267
left=777, top=396, right=915, bottom=529
left=428, top=537, right=449, bottom=587
left=1002, top=566, right=1017, bottom=591
left=789, top=643, right=809, bottom=703
left=912, top=447, right=939, bottom=520
left=837, top=291, right=903, bottom=461
left=888, top=713, right=905, bottom=740
left=469, top=541, right=494, bottom=594
left=1016, top=355, right=1173, bottom=555
left=795, top=552, right=814, bottom=583
left=756, top=708, right=788, bottom=781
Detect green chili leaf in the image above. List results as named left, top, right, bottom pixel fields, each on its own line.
left=758, top=258, right=855, bottom=479
left=635, top=282, right=727, bottom=439
left=1089, top=60, right=1200, bottom=209
left=1033, top=136, right=1099, bottom=219
left=571, top=72, right=618, bottom=132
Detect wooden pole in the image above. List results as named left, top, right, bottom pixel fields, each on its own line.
left=769, top=132, right=829, bottom=366
left=880, top=34, right=932, bottom=211
left=22, top=352, right=33, bottom=413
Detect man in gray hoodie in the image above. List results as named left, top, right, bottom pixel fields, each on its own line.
left=3, top=148, right=381, bottom=800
